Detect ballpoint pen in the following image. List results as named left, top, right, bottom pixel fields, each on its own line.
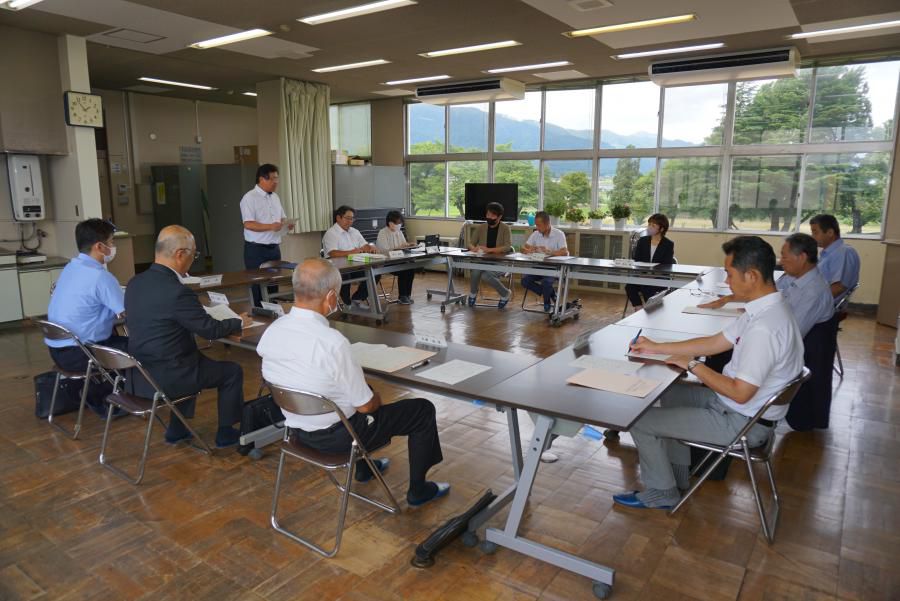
left=629, top=328, right=643, bottom=351
left=410, top=359, right=431, bottom=370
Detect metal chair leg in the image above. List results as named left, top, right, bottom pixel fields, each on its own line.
left=47, top=363, right=94, bottom=440
left=669, top=448, right=731, bottom=515
left=622, top=296, right=630, bottom=318
left=834, top=341, right=844, bottom=379
left=742, top=439, right=778, bottom=543
left=99, top=400, right=158, bottom=485
left=326, top=454, right=401, bottom=513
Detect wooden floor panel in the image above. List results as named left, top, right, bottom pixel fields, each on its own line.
left=0, top=272, right=897, bottom=600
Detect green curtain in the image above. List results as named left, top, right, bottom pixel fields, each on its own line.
left=279, top=78, right=332, bottom=233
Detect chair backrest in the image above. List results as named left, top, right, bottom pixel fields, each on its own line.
left=834, top=281, right=860, bottom=313
left=763, top=366, right=811, bottom=409
left=87, top=343, right=167, bottom=398
left=267, top=381, right=344, bottom=417
left=34, top=319, right=76, bottom=342
left=628, top=229, right=646, bottom=259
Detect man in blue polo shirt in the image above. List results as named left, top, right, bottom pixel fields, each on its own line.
left=809, top=214, right=860, bottom=302
left=45, top=218, right=127, bottom=373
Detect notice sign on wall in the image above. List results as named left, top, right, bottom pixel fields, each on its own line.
left=180, top=145, right=202, bottom=164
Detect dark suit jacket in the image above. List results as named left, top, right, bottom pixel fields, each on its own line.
left=125, top=264, right=241, bottom=396
left=633, top=235, right=675, bottom=265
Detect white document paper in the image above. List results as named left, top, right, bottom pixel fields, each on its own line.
left=350, top=343, right=436, bottom=373
left=567, top=368, right=661, bottom=398
left=544, top=255, right=575, bottom=261
left=180, top=275, right=201, bottom=285
left=203, top=303, right=241, bottom=322
left=569, top=355, right=643, bottom=375
left=682, top=303, right=746, bottom=317
left=632, top=261, right=659, bottom=268
left=416, top=359, right=491, bottom=385
left=625, top=334, right=687, bottom=362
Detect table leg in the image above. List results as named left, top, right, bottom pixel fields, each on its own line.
left=506, top=407, right=523, bottom=479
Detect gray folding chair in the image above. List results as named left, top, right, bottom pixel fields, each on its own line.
left=669, top=367, right=811, bottom=543
left=34, top=319, right=114, bottom=440
left=87, top=344, right=211, bottom=485
left=267, top=382, right=400, bottom=557
left=832, top=282, right=860, bottom=379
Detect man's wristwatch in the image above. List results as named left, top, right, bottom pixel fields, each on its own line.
left=687, top=359, right=701, bottom=373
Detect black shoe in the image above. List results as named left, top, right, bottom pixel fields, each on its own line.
left=356, top=458, right=390, bottom=482
left=215, top=426, right=241, bottom=448
left=164, top=429, right=193, bottom=445
left=407, top=481, right=450, bottom=507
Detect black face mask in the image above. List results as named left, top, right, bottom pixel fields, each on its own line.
left=486, top=217, right=498, bottom=226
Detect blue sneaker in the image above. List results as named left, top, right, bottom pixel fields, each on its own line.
left=612, top=491, right=674, bottom=510
left=356, top=458, right=390, bottom=483
left=467, top=296, right=476, bottom=307
left=407, top=482, right=450, bottom=507
left=498, top=295, right=510, bottom=309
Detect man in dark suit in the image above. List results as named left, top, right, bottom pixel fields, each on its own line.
left=125, top=225, right=251, bottom=447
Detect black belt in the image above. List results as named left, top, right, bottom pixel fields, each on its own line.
left=758, top=418, right=777, bottom=428
left=245, top=241, right=279, bottom=249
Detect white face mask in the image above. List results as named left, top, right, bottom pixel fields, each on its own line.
left=388, top=222, right=400, bottom=232
left=647, top=225, right=660, bottom=237
left=326, top=291, right=339, bottom=317
left=101, top=243, right=117, bottom=264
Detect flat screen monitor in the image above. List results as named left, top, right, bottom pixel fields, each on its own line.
left=464, top=183, right=518, bottom=222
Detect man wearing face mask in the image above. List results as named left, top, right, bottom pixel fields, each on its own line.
left=375, top=210, right=418, bottom=304
left=125, top=225, right=252, bottom=448
left=46, top=218, right=128, bottom=374
left=467, top=201, right=513, bottom=309
left=257, top=258, right=450, bottom=507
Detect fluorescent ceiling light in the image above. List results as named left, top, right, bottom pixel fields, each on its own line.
left=564, top=14, right=696, bottom=38
left=790, top=18, right=900, bottom=39
left=384, top=75, right=451, bottom=85
left=299, top=0, right=416, bottom=25
left=0, top=0, right=46, bottom=9
left=312, top=59, right=390, bottom=73
left=138, top=77, right=215, bottom=91
left=613, top=42, right=725, bottom=60
left=485, top=61, right=571, bottom=74
left=242, top=92, right=257, bottom=97
left=190, top=29, right=272, bottom=49
left=419, top=40, right=521, bottom=58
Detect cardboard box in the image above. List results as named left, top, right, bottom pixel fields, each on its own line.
left=234, top=145, right=258, bottom=165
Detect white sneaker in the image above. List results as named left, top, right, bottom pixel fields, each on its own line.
left=540, top=451, right=559, bottom=463
left=352, top=299, right=370, bottom=310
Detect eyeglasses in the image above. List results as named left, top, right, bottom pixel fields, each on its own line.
left=178, top=248, right=201, bottom=260
left=338, top=214, right=355, bottom=222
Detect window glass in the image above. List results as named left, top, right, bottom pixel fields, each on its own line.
left=543, top=160, right=592, bottom=220
left=449, top=102, right=488, bottom=152
left=732, top=73, right=811, bottom=144
left=600, top=81, right=660, bottom=149
left=811, top=61, right=900, bottom=142
left=544, top=89, right=595, bottom=150
left=662, top=83, right=728, bottom=147
left=801, top=152, right=889, bottom=235
left=729, top=155, right=802, bottom=231
left=335, top=103, right=371, bottom=157
left=494, top=91, right=542, bottom=152
left=408, top=103, right=445, bottom=154
left=409, top=162, right=446, bottom=217
left=448, top=161, right=488, bottom=218
left=657, top=157, right=722, bottom=229
left=329, top=105, right=339, bottom=151
left=598, top=158, right=656, bottom=226
left=493, top=160, right=540, bottom=217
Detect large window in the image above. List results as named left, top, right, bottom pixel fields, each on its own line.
left=404, top=58, right=899, bottom=232
left=329, top=103, right=371, bottom=157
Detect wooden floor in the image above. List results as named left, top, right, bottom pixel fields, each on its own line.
left=1, top=272, right=898, bottom=601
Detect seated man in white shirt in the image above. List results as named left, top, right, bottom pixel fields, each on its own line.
left=257, top=258, right=450, bottom=507
left=521, top=211, right=569, bottom=312
left=322, top=205, right=378, bottom=309
left=617, top=236, right=804, bottom=509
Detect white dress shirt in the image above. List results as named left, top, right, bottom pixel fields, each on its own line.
left=322, top=222, right=368, bottom=257
left=719, top=291, right=804, bottom=420
left=375, top=226, right=409, bottom=254
left=525, top=227, right=568, bottom=252
left=776, top=266, right=834, bottom=337
left=240, top=185, right=286, bottom=245
left=257, top=308, right=373, bottom=431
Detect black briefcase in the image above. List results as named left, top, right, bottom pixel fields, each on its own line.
left=238, top=393, right=286, bottom=455
left=34, top=372, right=82, bottom=418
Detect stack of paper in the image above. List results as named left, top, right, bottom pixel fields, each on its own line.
left=350, top=343, right=436, bottom=373
left=203, top=304, right=262, bottom=327
left=569, top=355, right=643, bottom=375
left=567, top=368, right=660, bottom=397
left=682, top=303, right=746, bottom=317
left=416, top=359, right=491, bottom=385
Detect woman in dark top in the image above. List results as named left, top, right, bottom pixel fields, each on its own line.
left=625, top=213, right=675, bottom=310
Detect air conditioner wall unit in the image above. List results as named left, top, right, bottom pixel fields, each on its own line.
left=649, top=47, right=799, bottom=87
left=415, top=78, right=525, bottom=105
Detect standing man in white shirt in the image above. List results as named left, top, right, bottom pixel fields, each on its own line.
left=322, top=205, right=377, bottom=308
left=617, top=236, right=804, bottom=510
left=257, top=258, right=449, bottom=506
left=521, top=211, right=569, bottom=312
left=241, top=164, right=293, bottom=306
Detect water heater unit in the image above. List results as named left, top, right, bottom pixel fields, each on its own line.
left=7, top=155, right=45, bottom=221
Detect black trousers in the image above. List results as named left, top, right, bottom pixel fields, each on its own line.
left=292, top=397, right=443, bottom=489
left=49, top=335, right=128, bottom=373
left=625, top=284, right=664, bottom=307
left=376, top=271, right=415, bottom=297
left=340, top=269, right=370, bottom=304
left=786, top=317, right=838, bottom=431
left=244, top=241, right=281, bottom=306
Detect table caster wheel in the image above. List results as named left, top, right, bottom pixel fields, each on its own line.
left=440, top=305, right=446, bottom=313
left=592, top=582, right=612, bottom=599
left=461, top=531, right=479, bottom=548
left=479, top=540, right=497, bottom=555
left=248, top=448, right=264, bottom=461
left=427, top=293, right=433, bottom=300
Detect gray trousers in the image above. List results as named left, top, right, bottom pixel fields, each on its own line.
left=630, top=383, right=773, bottom=490
left=470, top=270, right=510, bottom=298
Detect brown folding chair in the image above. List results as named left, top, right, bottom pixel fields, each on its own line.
left=267, top=382, right=400, bottom=557
left=34, top=319, right=115, bottom=440
left=669, top=367, right=811, bottom=543
left=87, top=344, right=212, bottom=485
left=832, top=282, right=860, bottom=379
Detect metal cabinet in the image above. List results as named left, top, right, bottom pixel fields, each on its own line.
left=19, top=267, right=64, bottom=318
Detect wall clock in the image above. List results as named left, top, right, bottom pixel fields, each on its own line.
left=64, top=91, right=104, bottom=128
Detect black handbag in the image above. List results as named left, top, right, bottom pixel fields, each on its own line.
left=34, top=372, right=83, bottom=418
left=238, top=392, right=286, bottom=455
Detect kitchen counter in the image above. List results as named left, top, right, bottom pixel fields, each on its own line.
left=17, top=256, right=69, bottom=272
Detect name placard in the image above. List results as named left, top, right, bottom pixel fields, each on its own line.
left=415, top=333, right=447, bottom=349
left=388, top=250, right=405, bottom=259
left=260, top=301, right=285, bottom=317
left=613, top=258, right=635, bottom=267
left=207, top=291, right=229, bottom=306
left=199, top=274, right=223, bottom=287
